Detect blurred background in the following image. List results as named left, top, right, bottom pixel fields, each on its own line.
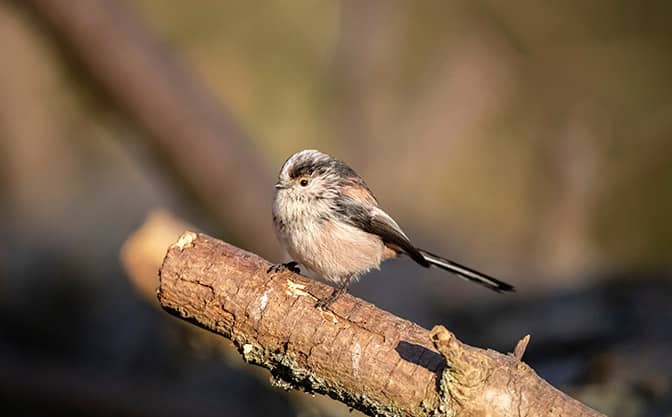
left=1, top=1, right=671, bottom=416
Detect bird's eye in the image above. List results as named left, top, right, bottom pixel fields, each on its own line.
left=299, top=177, right=309, bottom=187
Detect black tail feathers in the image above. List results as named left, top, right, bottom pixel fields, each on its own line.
left=417, top=249, right=515, bottom=293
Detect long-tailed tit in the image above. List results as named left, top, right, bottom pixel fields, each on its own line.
left=270, top=149, right=514, bottom=308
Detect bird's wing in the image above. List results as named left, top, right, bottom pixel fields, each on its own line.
left=368, top=208, right=430, bottom=267
left=335, top=195, right=429, bottom=267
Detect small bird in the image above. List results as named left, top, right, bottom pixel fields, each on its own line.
left=270, top=149, right=514, bottom=308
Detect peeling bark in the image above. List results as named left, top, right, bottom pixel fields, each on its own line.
left=158, top=232, right=606, bottom=417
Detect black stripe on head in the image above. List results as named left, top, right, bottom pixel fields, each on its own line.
left=284, top=150, right=329, bottom=179
left=287, top=152, right=359, bottom=181
left=288, top=158, right=329, bottom=179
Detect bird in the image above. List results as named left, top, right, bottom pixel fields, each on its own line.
left=269, top=149, right=514, bottom=308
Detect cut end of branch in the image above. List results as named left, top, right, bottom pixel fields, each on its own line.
left=430, top=325, right=460, bottom=364
left=121, top=210, right=193, bottom=302
left=173, top=230, right=199, bottom=250
left=430, top=325, right=453, bottom=345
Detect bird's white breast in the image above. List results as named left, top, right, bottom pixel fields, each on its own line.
left=273, top=196, right=384, bottom=283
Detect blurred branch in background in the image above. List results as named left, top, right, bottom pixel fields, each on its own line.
left=121, top=210, right=192, bottom=301
left=20, top=0, right=279, bottom=257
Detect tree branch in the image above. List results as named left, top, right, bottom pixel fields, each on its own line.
left=158, top=232, right=606, bottom=417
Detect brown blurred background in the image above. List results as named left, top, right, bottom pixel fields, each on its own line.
left=1, top=1, right=671, bottom=416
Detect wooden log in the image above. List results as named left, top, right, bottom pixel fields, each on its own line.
left=158, top=232, right=606, bottom=417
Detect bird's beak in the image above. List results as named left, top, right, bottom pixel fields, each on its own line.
left=274, top=183, right=286, bottom=190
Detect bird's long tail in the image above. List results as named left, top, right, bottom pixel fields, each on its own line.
left=418, top=249, right=515, bottom=293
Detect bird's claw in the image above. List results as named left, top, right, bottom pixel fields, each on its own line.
left=267, top=261, right=301, bottom=274
left=314, top=289, right=343, bottom=309
left=314, top=297, right=334, bottom=309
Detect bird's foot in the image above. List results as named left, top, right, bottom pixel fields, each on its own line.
left=315, top=293, right=340, bottom=309
left=314, top=280, right=350, bottom=309
left=267, top=261, right=301, bottom=274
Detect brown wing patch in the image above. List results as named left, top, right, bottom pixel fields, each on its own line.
left=382, top=245, right=400, bottom=260
left=341, top=183, right=377, bottom=206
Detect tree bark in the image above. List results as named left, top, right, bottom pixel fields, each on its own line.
left=158, top=232, right=606, bottom=417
